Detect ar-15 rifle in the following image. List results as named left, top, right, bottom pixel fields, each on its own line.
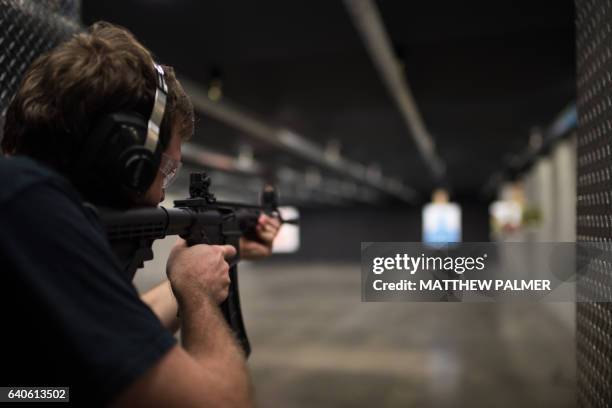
left=97, top=172, right=297, bottom=357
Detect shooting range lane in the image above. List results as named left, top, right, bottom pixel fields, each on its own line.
left=239, top=263, right=575, bottom=408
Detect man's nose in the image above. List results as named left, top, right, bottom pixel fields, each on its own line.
left=160, top=190, right=165, bottom=203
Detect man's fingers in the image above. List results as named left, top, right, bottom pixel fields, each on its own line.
left=173, top=237, right=187, bottom=249
left=257, top=214, right=281, bottom=237
left=255, top=227, right=271, bottom=241
left=267, top=217, right=281, bottom=229
left=219, top=244, right=237, bottom=259
left=242, top=240, right=271, bottom=256
left=218, top=288, right=230, bottom=304
left=258, top=214, right=268, bottom=225
left=256, top=223, right=279, bottom=243
left=259, top=213, right=281, bottom=229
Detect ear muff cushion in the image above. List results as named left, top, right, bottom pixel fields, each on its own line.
left=112, top=119, right=160, bottom=193
left=119, top=146, right=159, bottom=193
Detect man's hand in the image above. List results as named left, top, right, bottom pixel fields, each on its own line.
left=166, top=239, right=236, bottom=306
left=239, top=214, right=281, bottom=260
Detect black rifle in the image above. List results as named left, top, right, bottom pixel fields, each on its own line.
left=97, top=172, right=296, bottom=357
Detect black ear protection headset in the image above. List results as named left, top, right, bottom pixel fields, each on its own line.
left=77, top=62, right=168, bottom=197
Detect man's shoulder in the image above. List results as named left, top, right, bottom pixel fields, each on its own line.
left=0, top=156, right=79, bottom=205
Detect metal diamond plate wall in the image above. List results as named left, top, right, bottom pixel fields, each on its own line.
left=576, top=0, right=612, bottom=406
left=0, top=0, right=80, bottom=119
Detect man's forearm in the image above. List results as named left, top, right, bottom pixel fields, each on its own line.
left=180, top=296, right=252, bottom=406
left=141, top=280, right=180, bottom=333
left=141, top=282, right=251, bottom=406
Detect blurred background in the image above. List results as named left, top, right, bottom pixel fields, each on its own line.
left=2, top=0, right=603, bottom=407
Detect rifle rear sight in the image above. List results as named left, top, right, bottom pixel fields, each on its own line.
left=189, top=172, right=217, bottom=204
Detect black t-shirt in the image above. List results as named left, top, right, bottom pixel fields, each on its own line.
left=0, top=157, right=176, bottom=406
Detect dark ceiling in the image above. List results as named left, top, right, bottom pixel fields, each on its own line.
left=82, top=0, right=575, bottom=197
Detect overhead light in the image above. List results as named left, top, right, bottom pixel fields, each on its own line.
left=207, top=68, right=223, bottom=102
left=207, top=78, right=223, bottom=102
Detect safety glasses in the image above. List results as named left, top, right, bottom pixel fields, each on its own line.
left=159, top=153, right=182, bottom=189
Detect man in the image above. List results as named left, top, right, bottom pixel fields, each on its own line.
left=0, top=22, right=279, bottom=406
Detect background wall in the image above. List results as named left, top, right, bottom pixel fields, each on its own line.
left=576, top=0, right=612, bottom=405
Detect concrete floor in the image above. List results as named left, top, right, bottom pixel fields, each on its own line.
left=239, top=263, right=576, bottom=408
left=134, top=244, right=576, bottom=408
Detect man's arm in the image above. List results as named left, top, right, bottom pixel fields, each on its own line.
left=116, top=242, right=252, bottom=407
left=114, top=301, right=251, bottom=407
left=140, top=281, right=179, bottom=333
left=115, top=298, right=251, bottom=407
